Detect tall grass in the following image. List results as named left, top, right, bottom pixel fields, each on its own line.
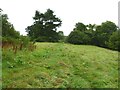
left=2, top=42, right=118, bottom=88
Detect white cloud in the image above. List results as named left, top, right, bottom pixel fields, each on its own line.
left=0, top=0, right=119, bottom=35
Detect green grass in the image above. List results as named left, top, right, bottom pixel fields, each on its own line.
left=2, top=42, right=118, bottom=88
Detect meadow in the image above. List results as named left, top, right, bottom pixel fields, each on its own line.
left=2, top=42, right=118, bottom=88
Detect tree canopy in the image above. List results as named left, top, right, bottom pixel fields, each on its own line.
left=26, top=9, right=62, bottom=42
left=1, top=10, right=20, bottom=38
left=67, top=21, right=119, bottom=51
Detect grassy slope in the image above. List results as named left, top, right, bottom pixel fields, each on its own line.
left=2, top=42, right=118, bottom=88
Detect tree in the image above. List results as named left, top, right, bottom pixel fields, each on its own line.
left=67, top=21, right=118, bottom=50
left=67, top=22, right=96, bottom=45
left=1, top=11, right=20, bottom=38
left=0, top=8, right=2, bottom=13
left=74, top=22, right=87, bottom=31
left=26, top=9, right=62, bottom=42
left=93, top=21, right=118, bottom=47
left=67, top=30, right=90, bottom=44
left=67, top=30, right=82, bottom=44
left=86, top=24, right=96, bottom=31
left=108, top=30, right=120, bottom=51
left=85, top=24, right=96, bottom=44
left=58, top=31, right=64, bottom=42
left=100, top=21, right=117, bottom=34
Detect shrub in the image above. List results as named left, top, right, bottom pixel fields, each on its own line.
left=67, top=30, right=90, bottom=45
left=19, top=36, right=30, bottom=48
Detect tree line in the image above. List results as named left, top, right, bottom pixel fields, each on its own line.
left=67, top=21, right=120, bottom=51
left=1, top=8, right=120, bottom=51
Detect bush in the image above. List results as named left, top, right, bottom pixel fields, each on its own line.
left=19, top=36, right=30, bottom=48
left=67, top=30, right=90, bottom=45
left=2, top=37, right=18, bottom=48
left=67, top=30, right=82, bottom=44
left=2, top=36, right=32, bottom=51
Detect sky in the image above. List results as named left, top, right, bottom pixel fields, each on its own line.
left=0, top=0, right=119, bottom=36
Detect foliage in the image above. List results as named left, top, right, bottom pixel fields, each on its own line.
left=26, top=9, right=62, bottom=42
left=19, top=35, right=30, bottom=48
left=74, top=22, right=86, bottom=31
left=94, top=21, right=117, bottom=47
left=67, top=30, right=90, bottom=44
left=2, top=37, right=19, bottom=47
left=1, top=9, right=35, bottom=53
left=100, top=21, right=117, bottom=34
left=67, top=22, right=94, bottom=45
left=58, top=31, right=65, bottom=42
left=2, top=13, right=20, bottom=38
left=67, top=30, right=82, bottom=44
left=107, top=30, right=120, bottom=51
left=67, top=21, right=118, bottom=51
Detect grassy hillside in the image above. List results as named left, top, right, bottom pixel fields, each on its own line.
left=2, top=42, right=118, bottom=88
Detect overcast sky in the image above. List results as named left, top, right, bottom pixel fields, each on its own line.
left=0, top=0, right=119, bottom=36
